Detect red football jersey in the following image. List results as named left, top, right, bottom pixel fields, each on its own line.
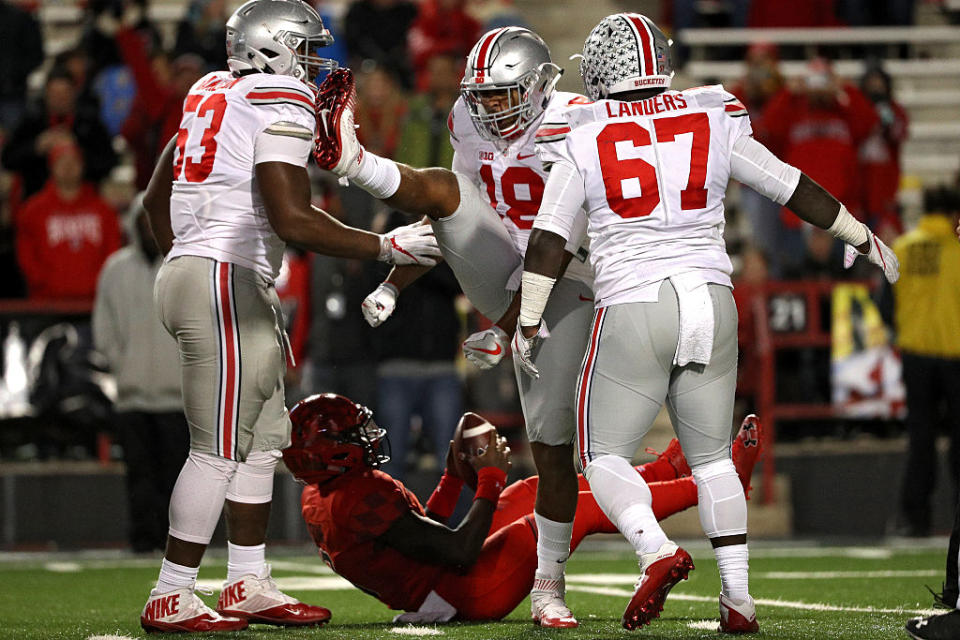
left=300, top=470, right=445, bottom=611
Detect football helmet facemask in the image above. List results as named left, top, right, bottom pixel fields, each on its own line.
left=282, top=393, right=390, bottom=485
left=460, top=27, right=561, bottom=151
left=226, top=0, right=337, bottom=88
left=579, top=13, right=673, bottom=100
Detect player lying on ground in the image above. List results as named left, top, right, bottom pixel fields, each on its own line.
left=317, top=27, right=596, bottom=627
left=282, top=393, right=762, bottom=623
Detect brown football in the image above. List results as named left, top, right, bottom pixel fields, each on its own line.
left=451, top=412, right=497, bottom=490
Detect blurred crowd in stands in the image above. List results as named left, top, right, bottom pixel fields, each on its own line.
left=0, top=0, right=957, bottom=469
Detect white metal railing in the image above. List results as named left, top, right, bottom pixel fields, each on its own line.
left=684, top=59, right=960, bottom=81
left=680, top=25, right=960, bottom=46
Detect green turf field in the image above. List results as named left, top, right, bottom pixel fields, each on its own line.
left=0, top=541, right=946, bottom=639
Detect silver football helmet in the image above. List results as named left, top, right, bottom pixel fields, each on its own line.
left=580, top=13, right=673, bottom=100
left=460, top=27, right=561, bottom=149
left=226, top=0, right=337, bottom=88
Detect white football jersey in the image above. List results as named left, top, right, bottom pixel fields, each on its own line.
left=166, top=71, right=317, bottom=282
left=534, top=85, right=751, bottom=307
left=448, top=91, right=593, bottom=287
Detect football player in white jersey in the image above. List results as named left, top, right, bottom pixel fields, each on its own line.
left=516, top=13, right=900, bottom=633
left=138, top=0, right=440, bottom=632
left=314, top=28, right=594, bottom=628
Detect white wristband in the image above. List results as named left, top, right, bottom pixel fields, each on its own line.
left=827, top=204, right=868, bottom=247
left=519, top=271, right=556, bottom=327
left=353, top=151, right=401, bottom=199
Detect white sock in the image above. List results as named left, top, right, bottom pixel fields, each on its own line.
left=620, top=503, right=669, bottom=557
left=353, top=151, right=401, bottom=199
left=715, top=543, right=750, bottom=602
left=227, top=542, right=266, bottom=581
left=534, top=512, right=573, bottom=582
left=583, top=455, right=669, bottom=557
left=156, top=558, right=199, bottom=594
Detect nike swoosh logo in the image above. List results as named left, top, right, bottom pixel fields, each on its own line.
left=472, top=344, right=502, bottom=356
left=518, top=153, right=536, bottom=160
left=578, top=294, right=594, bottom=302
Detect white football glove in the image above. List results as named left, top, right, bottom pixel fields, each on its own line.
left=463, top=325, right=510, bottom=370
left=361, top=283, right=399, bottom=327
left=378, top=222, right=442, bottom=267
left=843, top=227, right=899, bottom=284
left=511, top=320, right=549, bottom=379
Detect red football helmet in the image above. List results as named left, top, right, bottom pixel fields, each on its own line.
left=283, top=393, right=390, bottom=485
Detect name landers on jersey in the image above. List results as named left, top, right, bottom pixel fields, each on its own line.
left=166, top=71, right=317, bottom=283
left=448, top=90, right=593, bottom=287
left=534, top=85, right=751, bottom=308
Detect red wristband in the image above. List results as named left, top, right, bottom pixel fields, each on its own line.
left=473, top=467, right=507, bottom=503
left=425, top=471, right=464, bottom=519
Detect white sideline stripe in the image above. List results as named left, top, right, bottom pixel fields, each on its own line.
left=45, top=562, right=81, bottom=572
left=389, top=627, right=444, bottom=636
left=760, top=569, right=941, bottom=579
left=566, top=585, right=941, bottom=616
left=87, top=636, right=136, bottom=640
left=196, top=576, right=353, bottom=591
left=687, top=620, right=719, bottom=630
left=269, top=559, right=335, bottom=575
left=563, top=569, right=941, bottom=584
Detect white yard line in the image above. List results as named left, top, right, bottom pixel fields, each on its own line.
left=196, top=576, right=353, bottom=591
left=86, top=635, right=136, bottom=640
left=566, top=584, right=940, bottom=616
left=388, top=627, right=444, bottom=636
left=759, top=569, right=941, bottom=579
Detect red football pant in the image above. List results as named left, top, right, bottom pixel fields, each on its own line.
left=435, top=462, right=697, bottom=620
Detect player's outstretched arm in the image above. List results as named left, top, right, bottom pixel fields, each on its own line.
left=378, top=438, right=511, bottom=568
left=143, top=135, right=176, bottom=255
left=257, top=161, right=441, bottom=266
left=730, top=135, right=899, bottom=283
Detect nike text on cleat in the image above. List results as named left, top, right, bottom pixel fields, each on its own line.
left=732, top=414, right=763, bottom=499
left=622, top=542, right=694, bottom=630
left=719, top=593, right=759, bottom=634
left=216, top=567, right=331, bottom=627
left=141, top=587, right=248, bottom=633
left=530, top=577, right=579, bottom=629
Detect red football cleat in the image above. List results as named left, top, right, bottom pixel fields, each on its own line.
left=217, top=567, right=331, bottom=627
left=732, top=415, right=763, bottom=499
left=645, top=438, right=692, bottom=478
left=622, top=542, right=694, bottom=630
left=530, top=577, right=579, bottom=628
left=313, top=68, right=363, bottom=178
left=719, top=593, right=760, bottom=633
left=141, top=587, right=248, bottom=633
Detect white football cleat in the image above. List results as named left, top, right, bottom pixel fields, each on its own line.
left=141, top=587, right=247, bottom=633
left=622, top=541, right=694, bottom=630
left=313, top=68, right=364, bottom=179
left=530, top=577, right=579, bottom=628
left=719, top=593, right=759, bottom=634
left=216, top=565, right=331, bottom=627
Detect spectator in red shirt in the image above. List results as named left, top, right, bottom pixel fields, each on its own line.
left=762, top=58, right=878, bottom=274
left=408, top=0, right=480, bottom=92
left=858, top=64, right=908, bottom=237
left=16, top=142, right=121, bottom=301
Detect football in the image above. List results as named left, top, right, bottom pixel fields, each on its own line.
left=451, top=412, right=498, bottom=490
